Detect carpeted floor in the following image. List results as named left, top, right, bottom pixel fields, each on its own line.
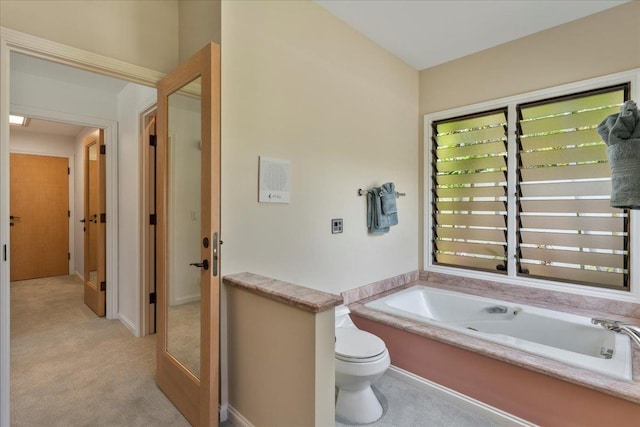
left=10, top=275, right=191, bottom=427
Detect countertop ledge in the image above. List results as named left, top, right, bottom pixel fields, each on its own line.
left=348, top=281, right=640, bottom=405
left=223, top=272, right=343, bottom=313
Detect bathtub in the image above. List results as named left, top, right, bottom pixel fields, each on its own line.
left=364, top=285, right=633, bottom=381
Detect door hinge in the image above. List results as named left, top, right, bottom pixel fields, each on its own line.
left=68, top=252, right=70, bottom=260
left=149, top=292, right=156, bottom=304
left=68, top=210, right=71, bottom=218
left=149, top=214, right=156, bottom=225
left=67, top=167, right=70, bottom=175
left=149, top=135, right=157, bottom=147
left=100, top=145, right=106, bottom=155
left=3, top=245, right=6, bottom=261
left=100, top=281, right=106, bottom=292
left=100, top=213, right=106, bottom=223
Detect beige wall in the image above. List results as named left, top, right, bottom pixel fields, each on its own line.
left=419, top=2, right=640, bottom=115
left=221, top=0, right=420, bottom=295
left=0, top=0, right=180, bottom=74
left=225, top=285, right=335, bottom=426
left=179, top=0, right=221, bottom=63
left=418, top=2, right=640, bottom=268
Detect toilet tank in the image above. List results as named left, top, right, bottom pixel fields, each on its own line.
left=335, top=305, right=356, bottom=329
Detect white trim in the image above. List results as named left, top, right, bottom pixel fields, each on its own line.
left=227, top=404, right=255, bottom=427
left=118, top=313, right=137, bottom=336
left=219, top=403, right=228, bottom=423
left=8, top=148, right=76, bottom=276
left=0, top=27, right=162, bottom=88
left=0, top=27, right=167, bottom=424
left=424, top=68, right=640, bottom=304
left=0, top=32, right=11, bottom=427
left=386, top=366, right=536, bottom=426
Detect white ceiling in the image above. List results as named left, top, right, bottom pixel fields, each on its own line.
left=314, top=0, right=629, bottom=70
left=11, top=117, right=86, bottom=137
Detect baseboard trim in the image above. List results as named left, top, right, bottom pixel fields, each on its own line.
left=387, top=366, right=535, bottom=426
left=227, top=404, right=254, bottom=427
left=118, top=313, right=137, bottom=336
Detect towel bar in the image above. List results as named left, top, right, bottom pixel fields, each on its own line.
left=358, top=188, right=406, bottom=197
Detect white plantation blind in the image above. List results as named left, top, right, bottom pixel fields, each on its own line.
left=432, top=109, right=509, bottom=273
left=516, top=84, right=630, bottom=289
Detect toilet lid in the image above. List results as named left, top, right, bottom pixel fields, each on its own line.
left=335, top=328, right=386, bottom=360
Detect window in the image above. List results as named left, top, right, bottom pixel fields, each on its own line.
left=429, top=82, right=632, bottom=291
left=517, top=85, right=630, bottom=289
left=431, top=109, right=508, bottom=272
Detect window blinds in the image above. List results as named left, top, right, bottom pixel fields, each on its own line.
left=432, top=109, right=509, bottom=273
left=516, top=85, right=630, bottom=289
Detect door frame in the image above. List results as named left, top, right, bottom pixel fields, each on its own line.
left=0, top=27, right=161, bottom=425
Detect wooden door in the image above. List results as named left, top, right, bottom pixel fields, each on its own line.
left=9, top=153, right=69, bottom=281
left=144, top=114, right=157, bottom=334
left=83, top=130, right=106, bottom=317
left=156, top=43, right=221, bottom=426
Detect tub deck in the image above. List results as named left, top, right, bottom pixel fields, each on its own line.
left=348, top=280, right=640, bottom=405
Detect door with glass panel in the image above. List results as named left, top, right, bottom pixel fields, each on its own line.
left=83, top=130, right=106, bottom=317
left=156, top=43, right=221, bottom=426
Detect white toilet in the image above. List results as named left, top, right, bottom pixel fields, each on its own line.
left=335, top=305, right=390, bottom=424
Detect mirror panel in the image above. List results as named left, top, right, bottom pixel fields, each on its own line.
left=87, top=142, right=98, bottom=285
left=166, top=77, right=202, bottom=377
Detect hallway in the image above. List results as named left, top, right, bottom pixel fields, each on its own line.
left=10, top=275, right=189, bottom=426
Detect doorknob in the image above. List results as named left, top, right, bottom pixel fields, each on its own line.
left=189, top=259, right=209, bottom=270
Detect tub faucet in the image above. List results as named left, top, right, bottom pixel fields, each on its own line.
left=592, top=318, right=640, bottom=348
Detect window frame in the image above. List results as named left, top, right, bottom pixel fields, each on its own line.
left=424, top=69, right=640, bottom=303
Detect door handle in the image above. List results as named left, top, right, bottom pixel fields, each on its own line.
left=10, top=215, right=20, bottom=220
left=190, top=259, right=209, bottom=270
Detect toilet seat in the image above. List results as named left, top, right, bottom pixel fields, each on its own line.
left=335, top=328, right=387, bottom=362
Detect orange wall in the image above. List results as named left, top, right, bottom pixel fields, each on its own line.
left=353, top=314, right=640, bottom=427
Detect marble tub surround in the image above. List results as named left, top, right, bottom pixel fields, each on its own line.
left=223, top=272, right=343, bottom=313
left=341, top=270, right=419, bottom=305
left=420, top=271, right=640, bottom=322
left=348, top=285, right=640, bottom=405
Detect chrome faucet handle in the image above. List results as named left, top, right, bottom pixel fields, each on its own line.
left=591, top=318, right=619, bottom=328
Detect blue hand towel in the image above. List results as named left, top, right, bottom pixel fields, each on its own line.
left=367, top=190, right=389, bottom=234
left=597, top=100, right=640, bottom=209
left=366, top=182, right=399, bottom=234
left=380, top=182, right=398, bottom=216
